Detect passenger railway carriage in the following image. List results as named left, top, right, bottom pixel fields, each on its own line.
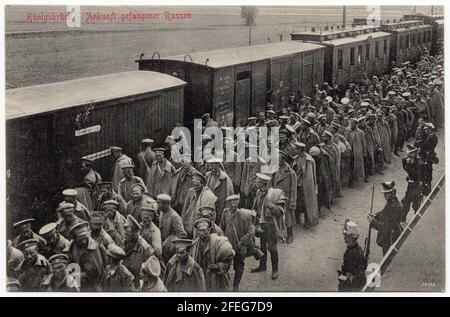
left=381, top=20, right=433, bottom=65
left=404, top=14, right=444, bottom=54
left=136, top=41, right=325, bottom=127
left=291, top=26, right=391, bottom=86
left=6, top=71, right=186, bottom=226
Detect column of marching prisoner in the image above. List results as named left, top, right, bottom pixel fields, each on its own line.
left=7, top=50, right=443, bottom=292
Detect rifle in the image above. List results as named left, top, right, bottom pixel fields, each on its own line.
left=363, top=185, right=375, bottom=267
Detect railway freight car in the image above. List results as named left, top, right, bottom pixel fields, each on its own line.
left=6, top=71, right=186, bottom=226
left=381, top=20, right=433, bottom=65
left=291, top=26, right=391, bottom=86
left=136, top=41, right=325, bottom=127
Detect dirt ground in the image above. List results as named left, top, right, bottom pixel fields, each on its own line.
left=238, top=130, right=445, bottom=292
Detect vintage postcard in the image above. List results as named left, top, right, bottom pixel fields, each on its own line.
left=2, top=1, right=446, bottom=296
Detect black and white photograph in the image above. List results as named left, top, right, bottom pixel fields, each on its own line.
left=2, top=1, right=446, bottom=295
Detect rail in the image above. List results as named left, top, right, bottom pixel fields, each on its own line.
left=362, top=173, right=445, bottom=291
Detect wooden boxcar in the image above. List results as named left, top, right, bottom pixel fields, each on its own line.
left=136, top=41, right=325, bottom=127
left=6, top=71, right=186, bottom=225
left=291, top=26, right=391, bottom=86
left=381, top=20, right=433, bottom=65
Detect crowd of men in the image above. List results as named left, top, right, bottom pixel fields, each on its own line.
left=7, top=49, right=443, bottom=292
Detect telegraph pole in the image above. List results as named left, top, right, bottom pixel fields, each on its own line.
left=343, top=6, right=347, bottom=27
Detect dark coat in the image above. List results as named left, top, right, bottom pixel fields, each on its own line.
left=17, top=254, right=50, bottom=291
left=171, top=166, right=199, bottom=211
left=269, top=162, right=297, bottom=228
left=205, top=170, right=234, bottom=224
left=159, top=208, right=187, bottom=263
left=371, top=197, right=403, bottom=249
left=164, top=255, right=206, bottom=292
left=68, top=237, right=107, bottom=291
left=190, top=234, right=235, bottom=292
left=220, top=208, right=255, bottom=256
left=338, top=243, right=367, bottom=292
left=123, top=235, right=153, bottom=288
left=420, top=133, right=438, bottom=161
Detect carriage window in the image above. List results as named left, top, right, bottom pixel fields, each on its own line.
left=375, top=42, right=380, bottom=58
left=383, top=40, right=387, bottom=56
left=365, top=44, right=370, bottom=61
left=412, top=34, right=416, bottom=46
left=357, top=45, right=362, bottom=63
left=236, top=70, right=251, bottom=81
left=418, top=33, right=422, bottom=45
left=337, top=49, right=343, bottom=69
left=350, top=47, right=355, bottom=65
left=405, top=35, right=410, bottom=48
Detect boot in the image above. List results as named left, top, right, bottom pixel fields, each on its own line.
left=295, top=212, right=301, bottom=225
left=286, top=227, right=294, bottom=244
left=233, top=270, right=244, bottom=291
left=270, top=251, right=279, bottom=280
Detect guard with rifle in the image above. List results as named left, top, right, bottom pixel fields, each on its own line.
left=363, top=185, right=375, bottom=270
left=400, top=145, right=423, bottom=221
left=368, top=181, right=403, bottom=255
left=337, top=220, right=367, bottom=292
left=419, top=123, right=439, bottom=196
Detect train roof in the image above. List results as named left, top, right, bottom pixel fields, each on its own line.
left=6, top=71, right=186, bottom=120
left=382, top=20, right=423, bottom=27
left=293, top=25, right=379, bottom=37
left=389, top=25, right=433, bottom=33
left=416, top=13, right=444, bottom=19
left=162, top=41, right=324, bottom=68
left=320, top=31, right=391, bottom=46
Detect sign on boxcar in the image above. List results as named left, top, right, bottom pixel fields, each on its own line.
left=83, top=148, right=111, bottom=161
left=75, top=124, right=101, bottom=137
